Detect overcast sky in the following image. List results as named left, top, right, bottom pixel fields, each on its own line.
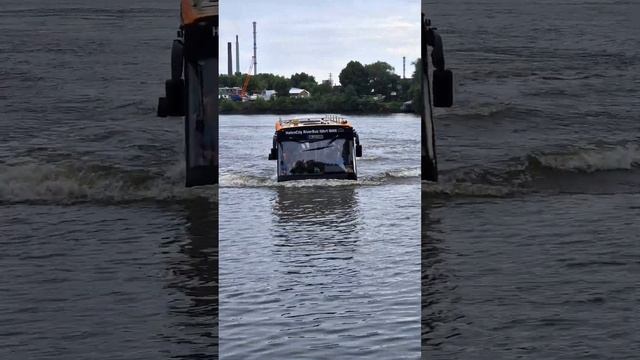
left=219, top=0, right=420, bottom=84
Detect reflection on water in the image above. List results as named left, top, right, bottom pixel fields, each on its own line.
left=221, top=184, right=420, bottom=358
left=421, top=195, right=459, bottom=353
left=272, top=186, right=360, bottom=230
left=162, top=199, right=218, bottom=359
left=271, top=186, right=361, bottom=278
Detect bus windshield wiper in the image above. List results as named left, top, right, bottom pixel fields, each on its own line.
left=302, top=135, right=340, bottom=151
left=304, top=145, right=332, bottom=152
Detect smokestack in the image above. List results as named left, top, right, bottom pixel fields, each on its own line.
left=252, top=21, right=257, bottom=75
left=403, top=56, right=406, bottom=79
left=235, top=35, right=240, bottom=75
left=227, top=42, right=232, bottom=76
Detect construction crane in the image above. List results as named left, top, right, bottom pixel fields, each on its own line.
left=240, top=56, right=255, bottom=99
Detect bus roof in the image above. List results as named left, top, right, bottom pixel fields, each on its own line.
left=275, top=115, right=353, bottom=132
left=181, top=0, right=218, bottom=26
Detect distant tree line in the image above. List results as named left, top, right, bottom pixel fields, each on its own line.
left=219, top=59, right=423, bottom=114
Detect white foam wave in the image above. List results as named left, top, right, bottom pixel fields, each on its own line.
left=531, top=143, right=640, bottom=173
left=422, top=181, right=516, bottom=198
left=385, top=168, right=420, bottom=178
left=1, top=160, right=419, bottom=202
left=218, top=166, right=420, bottom=188
left=0, top=162, right=217, bottom=204
left=219, top=174, right=381, bottom=188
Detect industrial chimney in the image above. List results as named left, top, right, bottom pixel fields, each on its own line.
left=235, top=35, right=240, bottom=75
left=252, top=21, right=257, bottom=75
left=227, top=42, right=232, bottom=76
left=403, top=56, right=406, bottom=79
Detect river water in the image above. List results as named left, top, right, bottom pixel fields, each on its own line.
left=4, top=0, right=634, bottom=358
left=1, top=1, right=217, bottom=358
left=1, top=1, right=421, bottom=358
left=422, top=0, right=640, bottom=359
left=219, top=114, right=421, bottom=358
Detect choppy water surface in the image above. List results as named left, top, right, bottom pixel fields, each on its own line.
left=219, top=114, right=421, bottom=358
left=1, top=1, right=217, bottom=358
left=423, top=0, right=640, bottom=358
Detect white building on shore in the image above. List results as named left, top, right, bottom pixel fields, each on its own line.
left=289, top=87, right=311, bottom=98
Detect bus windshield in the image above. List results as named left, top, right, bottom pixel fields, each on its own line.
left=279, top=138, right=355, bottom=176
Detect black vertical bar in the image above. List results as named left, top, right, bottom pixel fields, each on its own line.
left=422, top=13, right=438, bottom=182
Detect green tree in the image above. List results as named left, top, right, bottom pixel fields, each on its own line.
left=273, top=77, right=291, bottom=97
left=246, top=75, right=267, bottom=93
left=219, top=59, right=416, bottom=114
left=397, top=78, right=412, bottom=100
left=290, top=72, right=317, bottom=94
left=290, top=72, right=315, bottom=88
left=339, top=61, right=368, bottom=96
left=219, top=74, right=243, bottom=88
left=314, top=82, right=333, bottom=96
left=409, top=58, right=423, bottom=114
left=364, top=61, right=401, bottom=97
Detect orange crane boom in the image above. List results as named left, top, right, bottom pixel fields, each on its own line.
left=240, top=56, right=254, bottom=98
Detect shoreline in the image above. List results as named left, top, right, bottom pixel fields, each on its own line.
left=219, top=98, right=417, bottom=116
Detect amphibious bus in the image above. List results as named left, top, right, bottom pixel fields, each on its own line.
left=268, top=116, right=363, bottom=182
